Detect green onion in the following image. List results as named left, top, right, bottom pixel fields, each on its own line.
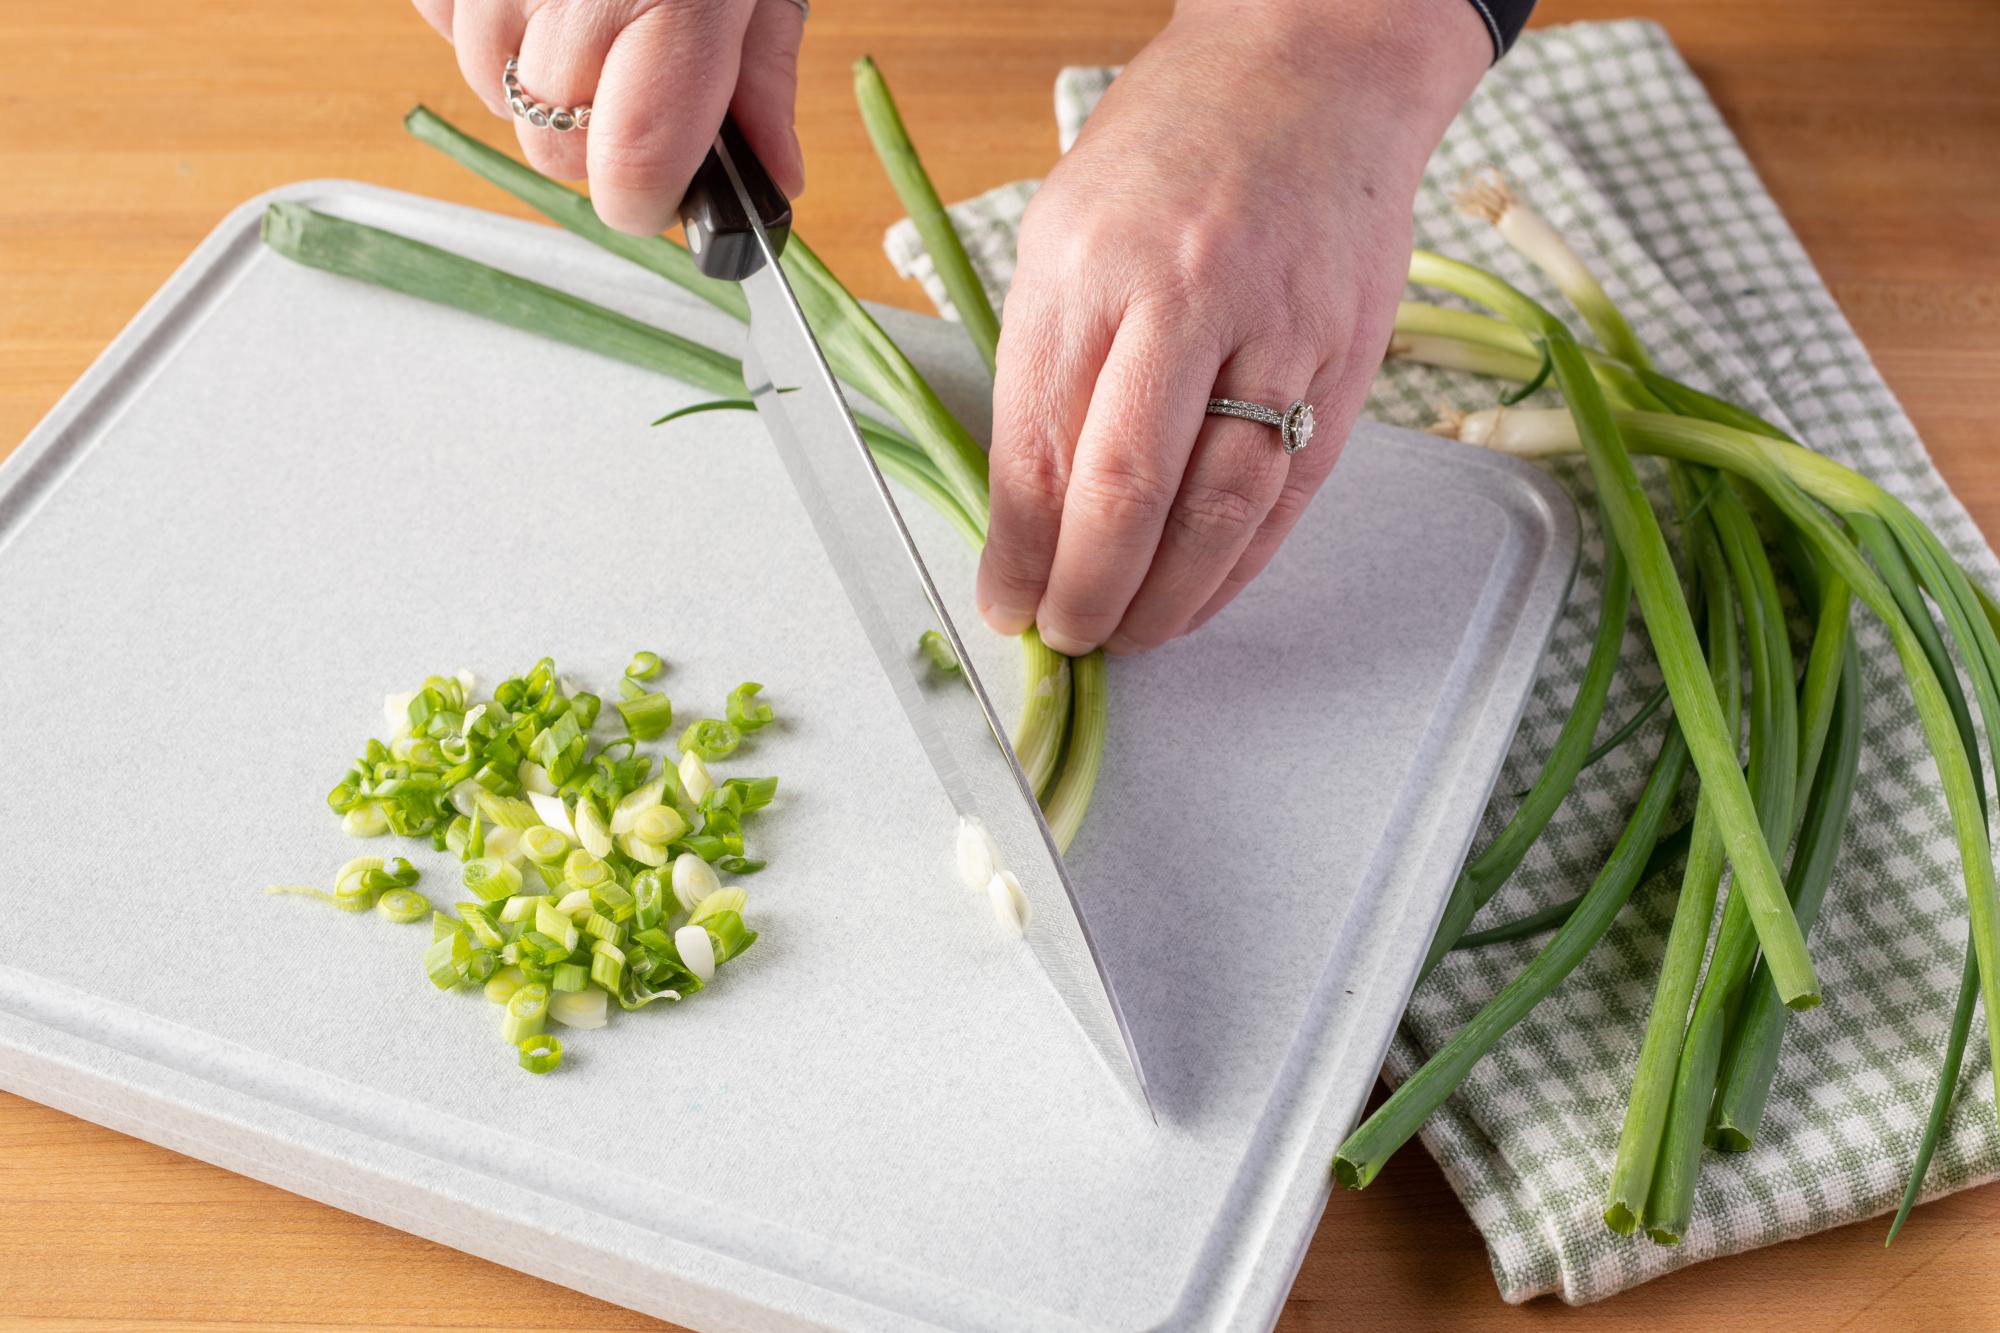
left=616, top=690, right=674, bottom=741
left=519, top=824, right=568, bottom=864
left=626, top=651, right=663, bottom=681
left=853, top=56, right=1000, bottom=372
left=1421, top=503, right=1631, bottom=980
left=502, top=984, right=550, bottom=1044
left=1604, top=468, right=1738, bottom=1233
left=516, top=1033, right=563, bottom=1074
left=423, top=930, right=472, bottom=991
left=1337, top=720, right=1692, bottom=1189
left=373, top=888, right=429, bottom=923
left=918, top=630, right=961, bottom=674
left=679, top=719, right=741, bottom=761
left=462, top=856, right=522, bottom=903
left=726, top=682, right=775, bottom=733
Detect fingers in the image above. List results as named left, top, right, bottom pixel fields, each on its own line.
left=589, top=0, right=756, bottom=235
left=730, top=0, right=807, bottom=196
left=1033, top=316, right=1221, bottom=655
left=1185, top=356, right=1366, bottom=635
left=978, top=290, right=1119, bottom=638
left=1101, top=345, right=1313, bottom=654
left=410, top=0, right=454, bottom=42
left=451, top=0, right=528, bottom=120
left=512, top=3, right=624, bottom=180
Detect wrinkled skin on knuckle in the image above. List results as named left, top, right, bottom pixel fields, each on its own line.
left=1068, top=457, right=1176, bottom=538
left=1170, top=470, right=1281, bottom=554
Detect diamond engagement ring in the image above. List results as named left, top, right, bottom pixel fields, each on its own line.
left=504, top=57, right=590, bottom=132
left=1204, top=397, right=1316, bottom=455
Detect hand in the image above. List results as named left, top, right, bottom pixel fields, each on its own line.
left=976, top=0, right=1490, bottom=655
left=410, top=0, right=807, bottom=234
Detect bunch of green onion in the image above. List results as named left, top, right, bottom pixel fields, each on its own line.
left=1333, top=171, right=1997, bottom=1245
left=272, top=654, right=774, bottom=1073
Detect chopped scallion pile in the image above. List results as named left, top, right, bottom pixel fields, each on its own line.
left=268, top=654, right=780, bottom=1072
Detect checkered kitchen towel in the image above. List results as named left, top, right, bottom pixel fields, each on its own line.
left=884, top=19, right=2000, bottom=1305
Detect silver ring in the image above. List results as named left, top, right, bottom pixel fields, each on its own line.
left=504, top=57, right=591, bottom=133
left=1205, top=397, right=1316, bottom=454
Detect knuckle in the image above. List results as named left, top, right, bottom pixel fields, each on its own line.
left=993, top=435, right=1070, bottom=520
left=1169, top=477, right=1274, bottom=552
left=1041, top=579, right=1127, bottom=638
left=1069, top=460, right=1175, bottom=535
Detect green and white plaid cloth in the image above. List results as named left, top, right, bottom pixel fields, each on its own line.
left=884, top=19, right=2000, bottom=1305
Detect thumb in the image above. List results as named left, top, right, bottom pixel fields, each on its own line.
left=730, top=0, right=807, bottom=197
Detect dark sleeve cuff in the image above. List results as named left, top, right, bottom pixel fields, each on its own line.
left=1461, top=0, right=1536, bottom=61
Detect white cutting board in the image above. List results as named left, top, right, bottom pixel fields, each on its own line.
left=0, top=182, right=1574, bottom=1332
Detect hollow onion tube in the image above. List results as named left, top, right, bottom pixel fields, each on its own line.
left=1604, top=477, right=1738, bottom=1234
left=1450, top=822, right=1692, bottom=951
left=1711, top=637, right=1863, bottom=1151
left=1420, top=506, right=1631, bottom=982
left=1540, top=336, right=1815, bottom=1007
left=1640, top=477, right=1802, bottom=1243
left=853, top=56, right=1000, bottom=371
left=1334, top=719, right=1693, bottom=1189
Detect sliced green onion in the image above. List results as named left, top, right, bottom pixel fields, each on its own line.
left=519, top=824, right=568, bottom=864
left=678, top=750, right=716, bottom=804
left=342, top=804, right=390, bottom=838
left=550, top=962, right=589, bottom=992
left=497, top=893, right=546, bottom=924
left=517, top=1033, right=563, bottom=1074
left=633, top=805, right=687, bottom=845
left=918, top=630, right=961, bottom=673
left=423, top=930, right=472, bottom=990
left=671, top=851, right=721, bottom=913
left=483, top=965, right=528, bottom=1005
left=617, top=690, right=674, bottom=741
left=473, top=791, right=541, bottom=831
left=375, top=889, right=429, bottom=923
left=725, top=682, right=774, bottom=733
left=699, top=910, right=758, bottom=965
left=689, top=887, right=748, bottom=925
left=564, top=849, right=612, bottom=892
left=674, top=924, right=717, bottom=982
left=549, top=987, right=609, bottom=1030
left=501, top=984, right=550, bottom=1044
left=462, top=856, right=522, bottom=903
left=573, top=798, right=613, bottom=858
left=625, top=650, right=663, bottom=681
left=679, top=718, right=741, bottom=761
left=534, top=900, right=582, bottom=953
left=590, top=940, right=626, bottom=992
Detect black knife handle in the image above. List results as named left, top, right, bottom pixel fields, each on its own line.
left=677, top=115, right=793, bottom=283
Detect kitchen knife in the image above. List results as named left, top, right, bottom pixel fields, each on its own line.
left=677, top=120, right=1150, bottom=1116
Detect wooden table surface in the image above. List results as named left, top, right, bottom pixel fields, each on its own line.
left=3, top=1, right=1997, bottom=1328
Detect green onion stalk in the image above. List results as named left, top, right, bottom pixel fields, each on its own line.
left=1354, top=173, right=2000, bottom=1244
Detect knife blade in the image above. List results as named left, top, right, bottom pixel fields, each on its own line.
left=676, top=121, right=1150, bottom=1116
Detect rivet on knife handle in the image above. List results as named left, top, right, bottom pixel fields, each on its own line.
left=677, top=116, right=793, bottom=281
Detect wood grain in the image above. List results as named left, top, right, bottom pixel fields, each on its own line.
left=2, top=0, right=1998, bottom=1328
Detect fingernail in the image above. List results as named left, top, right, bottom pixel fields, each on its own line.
left=1104, top=633, right=1143, bottom=657
left=980, top=602, right=1035, bottom=635
left=1038, top=626, right=1096, bottom=657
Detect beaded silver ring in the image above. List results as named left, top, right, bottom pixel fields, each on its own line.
left=503, top=57, right=590, bottom=133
